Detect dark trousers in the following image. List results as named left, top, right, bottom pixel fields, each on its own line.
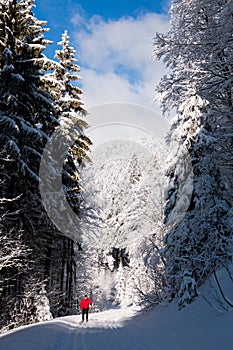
left=82, top=308, right=89, bottom=321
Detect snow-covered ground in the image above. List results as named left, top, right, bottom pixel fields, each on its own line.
left=0, top=283, right=233, bottom=350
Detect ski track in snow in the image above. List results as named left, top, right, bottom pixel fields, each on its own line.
left=53, top=327, right=78, bottom=350
left=109, top=323, right=156, bottom=350
left=51, top=321, right=92, bottom=350
left=0, top=307, right=161, bottom=350
left=1, top=291, right=233, bottom=350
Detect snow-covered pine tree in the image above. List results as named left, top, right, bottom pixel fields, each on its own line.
left=0, top=0, right=62, bottom=327
left=45, top=30, right=93, bottom=313
left=0, top=0, right=89, bottom=329
left=0, top=0, right=59, bottom=329
left=153, top=0, right=233, bottom=307
left=52, top=30, right=92, bottom=214
left=198, top=0, right=233, bottom=207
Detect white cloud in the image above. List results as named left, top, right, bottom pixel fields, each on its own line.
left=71, top=12, right=169, bottom=111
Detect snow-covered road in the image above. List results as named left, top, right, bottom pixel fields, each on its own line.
left=0, top=307, right=156, bottom=350
left=1, top=294, right=233, bottom=350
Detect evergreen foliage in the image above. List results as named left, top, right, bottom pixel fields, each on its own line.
left=0, top=0, right=90, bottom=331
left=153, top=0, right=233, bottom=307
left=52, top=30, right=92, bottom=214
left=1, top=0, right=232, bottom=329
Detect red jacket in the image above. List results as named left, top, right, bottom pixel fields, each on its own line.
left=80, top=297, right=92, bottom=309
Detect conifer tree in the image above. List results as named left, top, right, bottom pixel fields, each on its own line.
left=53, top=30, right=92, bottom=214
left=0, top=0, right=63, bottom=328
left=153, top=0, right=233, bottom=307
left=0, top=0, right=90, bottom=329
left=42, top=31, right=93, bottom=313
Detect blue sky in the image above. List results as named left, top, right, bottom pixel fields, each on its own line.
left=34, top=0, right=170, bottom=109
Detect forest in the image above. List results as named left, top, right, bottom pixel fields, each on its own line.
left=0, top=0, right=232, bottom=333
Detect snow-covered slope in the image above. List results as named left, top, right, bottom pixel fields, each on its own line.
left=1, top=271, right=233, bottom=350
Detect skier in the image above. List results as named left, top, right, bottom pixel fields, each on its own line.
left=79, top=295, right=93, bottom=322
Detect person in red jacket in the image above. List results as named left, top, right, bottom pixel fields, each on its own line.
left=79, top=295, right=93, bottom=322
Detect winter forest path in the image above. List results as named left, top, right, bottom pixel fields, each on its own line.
left=1, top=299, right=233, bottom=350
left=0, top=307, right=158, bottom=350
left=48, top=307, right=155, bottom=350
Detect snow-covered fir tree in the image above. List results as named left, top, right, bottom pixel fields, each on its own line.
left=53, top=30, right=91, bottom=167
left=0, top=0, right=91, bottom=330
left=153, top=0, right=233, bottom=308
left=40, top=30, right=93, bottom=315
left=0, top=0, right=58, bottom=329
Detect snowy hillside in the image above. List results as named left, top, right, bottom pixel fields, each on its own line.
left=1, top=270, right=233, bottom=350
